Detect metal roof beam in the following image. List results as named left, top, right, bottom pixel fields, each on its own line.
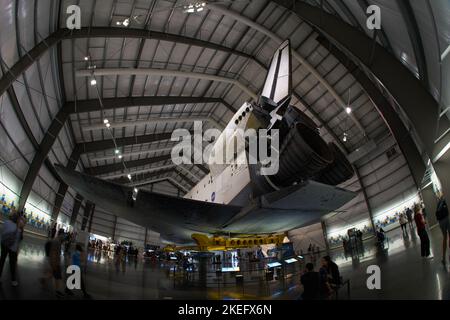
left=356, top=0, right=393, bottom=52
left=105, top=165, right=176, bottom=181
left=65, top=96, right=234, bottom=113
left=316, top=35, right=426, bottom=187
left=272, top=0, right=438, bottom=158
left=77, top=132, right=173, bottom=154
left=87, top=155, right=171, bottom=176
left=395, top=0, right=429, bottom=86
left=81, top=116, right=224, bottom=132
left=0, top=27, right=264, bottom=98
left=67, top=27, right=264, bottom=68
left=76, top=68, right=258, bottom=101
left=112, top=167, right=195, bottom=189
left=207, top=3, right=367, bottom=137
left=111, top=167, right=173, bottom=185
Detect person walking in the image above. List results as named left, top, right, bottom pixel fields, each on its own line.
left=50, top=223, right=57, bottom=239
left=323, top=256, right=341, bottom=288
left=0, top=211, right=25, bottom=287
left=406, top=207, right=414, bottom=229
left=318, top=258, right=332, bottom=299
left=436, top=192, right=450, bottom=265
left=71, top=244, right=91, bottom=299
left=399, top=213, right=408, bottom=236
left=414, top=204, right=432, bottom=259
left=41, top=229, right=67, bottom=297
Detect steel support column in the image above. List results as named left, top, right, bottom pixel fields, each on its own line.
left=321, top=219, right=330, bottom=254
left=69, top=193, right=83, bottom=228
left=88, top=203, right=95, bottom=234
left=81, top=201, right=94, bottom=232
left=112, top=216, right=118, bottom=241
left=354, top=167, right=377, bottom=235
left=51, top=146, right=82, bottom=221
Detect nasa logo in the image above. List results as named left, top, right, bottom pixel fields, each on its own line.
left=211, top=192, right=216, bottom=202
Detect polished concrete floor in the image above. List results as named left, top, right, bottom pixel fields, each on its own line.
left=0, top=224, right=448, bottom=300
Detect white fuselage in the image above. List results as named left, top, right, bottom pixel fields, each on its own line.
left=184, top=102, right=254, bottom=206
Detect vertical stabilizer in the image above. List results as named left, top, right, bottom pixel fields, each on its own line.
left=260, top=40, right=292, bottom=111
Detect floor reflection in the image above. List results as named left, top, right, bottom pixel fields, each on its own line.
left=0, top=224, right=448, bottom=300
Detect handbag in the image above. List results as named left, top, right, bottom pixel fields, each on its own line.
left=1, top=225, right=18, bottom=249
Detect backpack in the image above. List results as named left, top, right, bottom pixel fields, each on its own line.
left=1, top=231, right=17, bottom=249
left=436, top=199, right=449, bottom=221
left=1, top=223, right=18, bottom=249
left=45, top=240, right=52, bottom=257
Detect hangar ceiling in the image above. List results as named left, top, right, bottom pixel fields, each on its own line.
left=0, top=0, right=448, bottom=244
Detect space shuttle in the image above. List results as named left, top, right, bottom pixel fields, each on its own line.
left=55, top=40, right=356, bottom=245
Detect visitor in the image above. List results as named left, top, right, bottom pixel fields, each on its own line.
left=300, top=263, right=320, bottom=300
left=42, top=229, right=67, bottom=297
left=319, top=258, right=331, bottom=299
left=0, top=210, right=25, bottom=286
left=399, top=213, right=408, bottom=236
left=323, top=256, right=341, bottom=287
left=71, top=244, right=91, bottom=299
left=436, top=192, right=450, bottom=265
left=414, top=204, right=432, bottom=259
left=406, top=207, right=414, bottom=229
left=50, top=223, right=57, bottom=239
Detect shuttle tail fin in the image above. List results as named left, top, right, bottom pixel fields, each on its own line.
left=260, top=40, right=292, bottom=112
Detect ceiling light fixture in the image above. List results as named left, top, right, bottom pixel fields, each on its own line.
left=343, top=133, right=348, bottom=143
left=115, top=149, right=120, bottom=155
left=183, top=2, right=206, bottom=13
left=346, top=107, right=352, bottom=114
left=84, top=56, right=89, bottom=61
left=103, top=119, right=109, bottom=124
left=127, top=174, right=132, bottom=181
left=122, top=18, right=130, bottom=27
left=90, top=78, right=97, bottom=86
left=106, top=123, right=111, bottom=128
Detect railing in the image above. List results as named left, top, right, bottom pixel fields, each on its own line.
left=160, top=258, right=351, bottom=300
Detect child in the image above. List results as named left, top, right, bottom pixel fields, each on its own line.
left=72, top=244, right=91, bottom=299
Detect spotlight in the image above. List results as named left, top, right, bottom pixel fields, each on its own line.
left=122, top=18, right=130, bottom=27
left=90, top=78, right=97, bottom=86
left=103, top=119, right=109, bottom=124
left=115, top=149, right=120, bottom=155
left=84, top=56, right=89, bottom=61
left=127, top=174, right=132, bottom=181
left=106, top=123, right=111, bottom=128
left=343, top=133, right=348, bottom=142
left=183, top=2, right=206, bottom=13
left=116, top=21, right=121, bottom=26
left=118, top=155, right=123, bottom=159
left=134, top=188, right=138, bottom=193
left=346, top=107, right=352, bottom=114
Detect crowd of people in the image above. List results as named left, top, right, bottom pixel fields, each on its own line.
left=0, top=209, right=90, bottom=298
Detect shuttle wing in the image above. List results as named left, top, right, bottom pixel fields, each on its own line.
left=221, top=181, right=356, bottom=234
left=55, top=166, right=355, bottom=244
